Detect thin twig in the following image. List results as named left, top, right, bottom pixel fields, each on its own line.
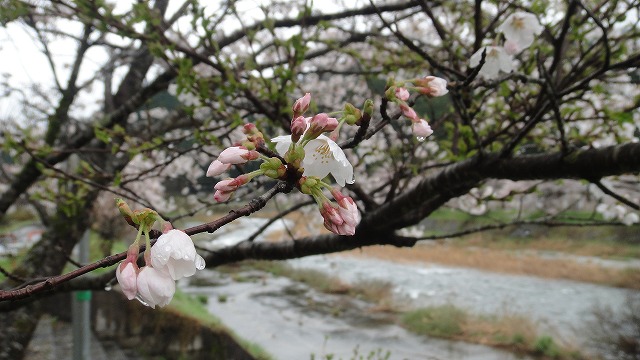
left=593, top=180, right=640, bottom=210
left=0, top=182, right=292, bottom=302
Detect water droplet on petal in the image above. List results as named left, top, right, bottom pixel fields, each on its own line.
left=164, top=246, right=171, bottom=252
left=416, top=136, right=426, bottom=142
left=135, top=294, right=150, bottom=307
left=104, top=284, right=112, bottom=291
left=351, top=174, right=356, bottom=183
left=183, top=254, right=190, bottom=260
left=195, top=255, right=206, bottom=270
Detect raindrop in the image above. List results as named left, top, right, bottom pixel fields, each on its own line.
left=183, top=254, right=190, bottom=260
left=195, top=255, right=206, bottom=270
left=135, top=294, right=150, bottom=307
left=416, top=136, right=426, bottom=142
left=164, top=245, right=172, bottom=252
left=104, top=284, right=112, bottom=292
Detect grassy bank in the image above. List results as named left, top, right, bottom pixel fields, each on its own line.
left=401, top=305, right=585, bottom=359
left=168, top=290, right=274, bottom=360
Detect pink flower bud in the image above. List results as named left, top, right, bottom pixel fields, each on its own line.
left=320, top=202, right=344, bottom=226
left=412, top=119, right=434, bottom=140
left=414, top=76, right=448, bottom=97
left=400, top=104, right=419, bottom=121
left=330, top=189, right=361, bottom=229
left=116, top=261, right=139, bottom=300
left=243, top=123, right=257, bottom=134
left=395, top=87, right=410, bottom=101
left=218, top=146, right=259, bottom=164
left=214, top=189, right=233, bottom=202
left=206, top=160, right=232, bottom=177
left=292, top=93, right=311, bottom=116
left=291, top=116, right=307, bottom=143
left=319, top=200, right=357, bottom=236
left=214, top=179, right=237, bottom=192
left=307, top=113, right=339, bottom=138
left=214, top=175, right=249, bottom=192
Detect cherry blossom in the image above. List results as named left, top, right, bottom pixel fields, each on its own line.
left=469, top=46, right=513, bottom=79
left=136, top=266, right=176, bottom=308
left=400, top=103, right=418, bottom=121
left=306, top=113, right=339, bottom=139
left=331, top=189, right=361, bottom=230
left=292, top=92, right=311, bottom=117
left=214, top=175, right=249, bottom=192
left=320, top=202, right=357, bottom=236
left=395, top=87, right=410, bottom=101
left=214, top=189, right=233, bottom=202
left=115, top=261, right=138, bottom=300
left=412, top=119, right=434, bottom=140
left=218, top=146, right=259, bottom=164
left=150, top=229, right=206, bottom=280
left=290, top=116, right=307, bottom=142
left=498, top=12, right=543, bottom=54
left=206, top=160, right=231, bottom=177
left=413, top=76, right=449, bottom=97
left=272, top=134, right=354, bottom=187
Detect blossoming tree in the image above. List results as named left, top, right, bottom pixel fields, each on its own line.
left=1, top=0, right=639, bottom=358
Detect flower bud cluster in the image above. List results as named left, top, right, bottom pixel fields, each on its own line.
left=115, top=208, right=206, bottom=308
left=206, top=144, right=264, bottom=202
left=204, top=93, right=368, bottom=235
left=272, top=93, right=360, bottom=188
left=388, top=76, right=448, bottom=141
left=299, top=176, right=361, bottom=236
left=206, top=146, right=259, bottom=178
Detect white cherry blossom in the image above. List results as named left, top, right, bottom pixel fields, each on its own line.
left=136, top=266, right=175, bottom=308
left=272, top=134, right=354, bottom=187
left=498, top=12, right=543, bottom=53
left=412, top=119, right=433, bottom=140
left=150, top=229, right=206, bottom=280
left=470, top=46, right=513, bottom=79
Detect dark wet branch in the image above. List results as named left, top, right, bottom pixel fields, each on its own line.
left=204, top=232, right=417, bottom=267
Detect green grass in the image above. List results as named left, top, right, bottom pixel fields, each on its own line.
left=400, top=305, right=587, bottom=359
left=401, top=305, right=466, bottom=338
left=168, top=290, right=274, bottom=360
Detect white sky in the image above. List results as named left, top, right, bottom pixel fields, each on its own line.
left=0, top=0, right=349, bottom=125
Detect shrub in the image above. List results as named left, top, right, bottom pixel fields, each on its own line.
left=401, top=305, right=467, bottom=338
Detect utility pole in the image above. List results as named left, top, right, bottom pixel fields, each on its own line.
left=72, top=230, right=91, bottom=360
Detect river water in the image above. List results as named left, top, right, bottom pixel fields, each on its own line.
left=184, top=270, right=529, bottom=360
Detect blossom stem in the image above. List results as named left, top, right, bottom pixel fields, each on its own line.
left=133, top=225, right=144, bottom=247
left=329, top=119, right=346, bottom=141
left=310, top=187, right=331, bottom=206
left=143, top=229, right=152, bottom=265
